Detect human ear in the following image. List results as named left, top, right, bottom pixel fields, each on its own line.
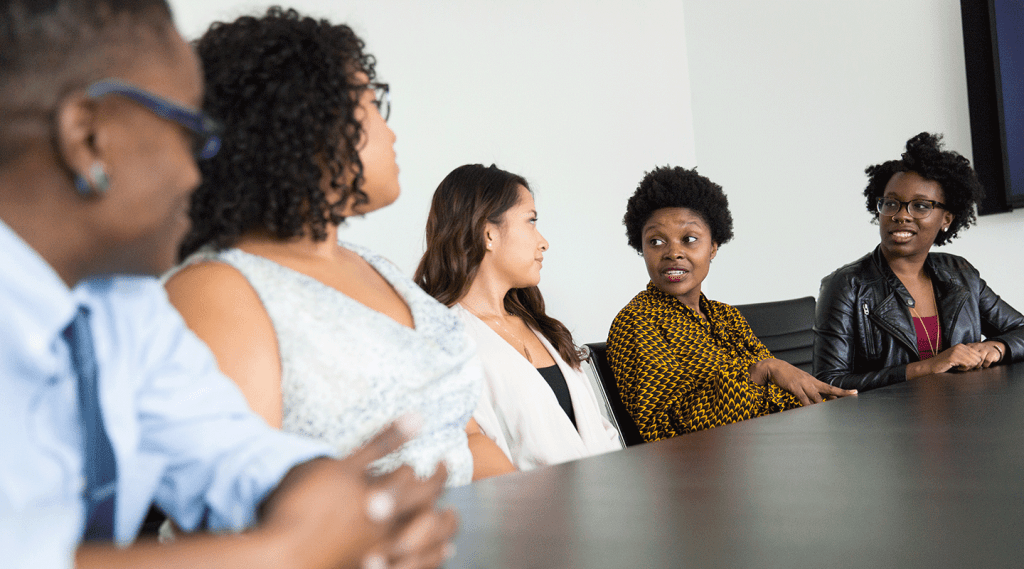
left=710, top=242, right=718, bottom=260
left=54, top=95, right=106, bottom=196
left=942, top=211, right=954, bottom=231
left=483, top=225, right=499, bottom=251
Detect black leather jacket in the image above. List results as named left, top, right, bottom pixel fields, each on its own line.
left=813, top=246, right=1024, bottom=391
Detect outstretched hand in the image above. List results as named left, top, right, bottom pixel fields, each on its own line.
left=260, top=416, right=458, bottom=569
left=750, top=358, right=857, bottom=405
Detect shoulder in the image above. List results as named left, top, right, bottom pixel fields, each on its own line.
left=708, top=298, right=745, bottom=324
left=80, top=276, right=180, bottom=325
left=339, top=240, right=402, bottom=275
left=610, top=291, right=649, bottom=331
left=821, top=250, right=876, bottom=287
left=706, top=297, right=736, bottom=316
left=818, top=250, right=882, bottom=302
left=928, top=251, right=979, bottom=278
left=165, top=259, right=259, bottom=306
left=163, top=259, right=269, bottom=331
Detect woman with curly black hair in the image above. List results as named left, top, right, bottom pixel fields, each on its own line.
left=164, top=7, right=514, bottom=485
left=814, top=132, right=1024, bottom=391
left=607, top=166, right=853, bottom=441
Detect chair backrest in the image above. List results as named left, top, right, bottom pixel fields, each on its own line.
left=733, top=296, right=816, bottom=373
left=584, top=342, right=646, bottom=447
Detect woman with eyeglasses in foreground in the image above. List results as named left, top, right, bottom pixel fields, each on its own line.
left=414, top=164, right=622, bottom=470
left=165, top=8, right=514, bottom=485
left=607, top=167, right=855, bottom=443
left=814, top=132, right=1024, bottom=391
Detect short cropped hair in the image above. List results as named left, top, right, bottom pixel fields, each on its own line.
left=863, top=132, right=984, bottom=246
left=623, top=166, right=735, bottom=252
left=0, top=0, right=173, bottom=164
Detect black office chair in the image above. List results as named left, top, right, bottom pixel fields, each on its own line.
left=733, top=296, right=816, bottom=373
left=584, top=342, right=646, bottom=447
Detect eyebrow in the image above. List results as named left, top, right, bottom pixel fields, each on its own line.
left=643, top=220, right=703, bottom=233
left=883, top=193, right=939, bottom=200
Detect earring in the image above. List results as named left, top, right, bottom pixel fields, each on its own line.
left=74, top=162, right=110, bottom=197
left=486, top=242, right=493, bottom=251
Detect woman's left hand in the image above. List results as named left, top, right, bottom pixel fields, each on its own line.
left=750, top=359, right=857, bottom=405
left=962, top=341, right=1006, bottom=369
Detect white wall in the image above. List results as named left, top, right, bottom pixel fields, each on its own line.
left=171, top=0, right=1022, bottom=344
left=682, top=0, right=1023, bottom=315
left=172, top=0, right=696, bottom=344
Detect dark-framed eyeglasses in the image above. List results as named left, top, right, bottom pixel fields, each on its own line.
left=876, top=197, right=946, bottom=219
left=367, top=82, right=390, bottom=122
left=85, top=79, right=222, bottom=160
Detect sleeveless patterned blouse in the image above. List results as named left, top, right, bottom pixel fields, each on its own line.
left=177, top=242, right=480, bottom=486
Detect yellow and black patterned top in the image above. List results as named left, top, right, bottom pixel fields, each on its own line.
left=607, top=282, right=801, bottom=441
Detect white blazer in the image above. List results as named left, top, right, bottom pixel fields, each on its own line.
left=454, top=305, right=622, bottom=471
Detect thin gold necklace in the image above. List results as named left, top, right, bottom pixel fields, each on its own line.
left=461, top=302, right=533, bottom=363
left=909, top=277, right=940, bottom=357
left=909, top=306, right=939, bottom=356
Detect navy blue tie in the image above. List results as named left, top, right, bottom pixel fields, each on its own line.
left=63, top=306, right=117, bottom=541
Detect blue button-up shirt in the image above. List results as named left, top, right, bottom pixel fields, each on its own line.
left=0, top=220, right=332, bottom=568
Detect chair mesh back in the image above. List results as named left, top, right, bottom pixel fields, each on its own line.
left=734, top=296, right=816, bottom=373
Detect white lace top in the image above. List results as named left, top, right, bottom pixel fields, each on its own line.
left=177, top=242, right=479, bottom=486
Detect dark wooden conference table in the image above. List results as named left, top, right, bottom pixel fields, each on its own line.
left=442, top=362, right=1024, bottom=568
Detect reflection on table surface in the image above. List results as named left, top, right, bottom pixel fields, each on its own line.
left=443, top=362, right=1024, bottom=569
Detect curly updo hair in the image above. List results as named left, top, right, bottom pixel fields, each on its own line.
left=179, top=6, right=377, bottom=259
left=863, top=132, right=984, bottom=246
left=623, top=166, right=734, bottom=252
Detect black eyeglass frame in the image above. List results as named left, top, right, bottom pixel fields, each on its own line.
left=85, top=79, right=222, bottom=160
left=366, top=82, right=391, bottom=122
left=875, top=197, right=947, bottom=219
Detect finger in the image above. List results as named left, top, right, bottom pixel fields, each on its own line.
left=361, top=551, right=388, bottom=569
left=347, top=414, right=423, bottom=467
left=820, top=383, right=857, bottom=398
left=389, top=509, right=458, bottom=569
left=365, top=465, right=417, bottom=524
left=375, top=463, right=447, bottom=524
left=806, top=385, right=824, bottom=404
left=391, top=542, right=456, bottom=569
left=792, top=388, right=811, bottom=406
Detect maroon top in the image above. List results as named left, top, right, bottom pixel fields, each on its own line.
left=913, top=315, right=942, bottom=360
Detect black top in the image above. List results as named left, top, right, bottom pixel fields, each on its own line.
left=536, top=364, right=576, bottom=430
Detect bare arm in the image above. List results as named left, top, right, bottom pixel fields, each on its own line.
left=465, top=417, right=515, bottom=481
left=165, top=262, right=283, bottom=427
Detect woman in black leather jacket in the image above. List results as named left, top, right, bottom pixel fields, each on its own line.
left=814, top=133, right=1024, bottom=391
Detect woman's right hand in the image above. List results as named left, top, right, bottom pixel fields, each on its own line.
left=749, top=358, right=857, bottom=405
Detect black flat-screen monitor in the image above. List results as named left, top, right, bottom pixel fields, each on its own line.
left=962, top=0, right=1023, bottom=213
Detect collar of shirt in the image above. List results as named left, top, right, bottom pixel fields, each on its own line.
left=643, top=281, right=715, bottom=321
left=0, top=219, right=78, bottom=378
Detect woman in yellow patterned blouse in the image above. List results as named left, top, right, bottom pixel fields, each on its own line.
left=607, top=167, right=856, bottom=441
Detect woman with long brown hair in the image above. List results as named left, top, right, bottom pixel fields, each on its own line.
left=415, top=164, right=622, bottom=471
